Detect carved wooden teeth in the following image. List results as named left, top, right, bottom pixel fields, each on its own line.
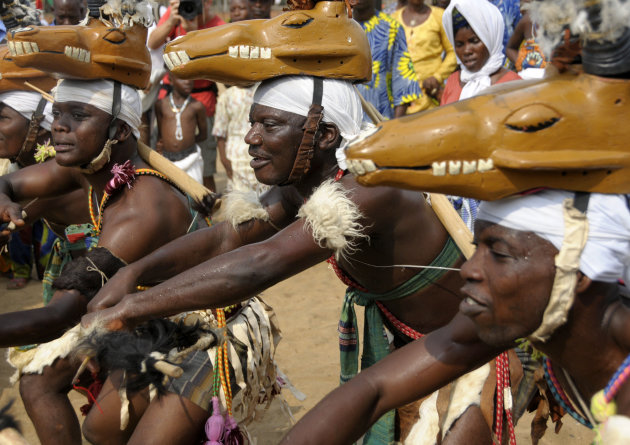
left=163, top=51, right=190, bottom=70
left=346, top=159, right=377, bottom=176
left=8, top=40, right=40, bottom=56
left=64, top=46, right=90, bottom=63
left=228, top=46, right=271, bottom=59
left=432, top=159, right=493, bottom=176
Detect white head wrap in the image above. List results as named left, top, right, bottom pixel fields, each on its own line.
left=0, top=91, right=53, bottom=131
left=53, top=79, right=141, bottom=139
left=478, top=190, right=630, bottom=284
left=253, top=76, right=362, bottom=170
left=443, top=0, right=505, bottom=100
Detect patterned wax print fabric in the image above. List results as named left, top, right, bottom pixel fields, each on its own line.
left=8, top=220, right=57, bottom=280
left=356, top=12, right=422, bottom=120
left=212, top=85, right=270, bottom=196
left=393, top=6, right=457, bottom=112
left=489, top=0, right=521, bottom=55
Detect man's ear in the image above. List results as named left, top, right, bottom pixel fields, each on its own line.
left=115, top=120, right=133, bottom=142
left=318, top=122, right=341, bottom=152
left=576, top=271, right=593, bottom=294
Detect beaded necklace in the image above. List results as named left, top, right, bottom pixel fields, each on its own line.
left=543, top=358, right=594, bottom=428
left=88, top=165, right=183, bottom=235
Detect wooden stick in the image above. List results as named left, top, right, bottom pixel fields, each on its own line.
left=72, top=356, right=92, bottom=385
left=429, top=193, right=475, bottom=259
left=153, top=360, right=184, bottom=378
left=353, top=85, right=385, bottom=125
left=24, top=81, right=54, bottom=102
left=136, top=141, right=221, bottom=212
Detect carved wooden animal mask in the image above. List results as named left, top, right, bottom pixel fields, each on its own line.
left=345, top=71, right=630, bottom=200
left=163, top=1, right=371, bottom=87
left=6, top=18, right=151, bottom=89
left=0, top=45, right=56, bottom=93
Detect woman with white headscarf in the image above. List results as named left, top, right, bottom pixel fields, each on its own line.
left=441, top=0, right=521, bottom=104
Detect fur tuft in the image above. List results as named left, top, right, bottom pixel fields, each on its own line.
left=0, top=401, right=19, bottom=433
left=220, top=190, right=270, bottom=229
left=100, top=0, right=155, bottom=26
left=297, top=179, right=367, bottom=259
left=529, top=0, right=630, bottom=56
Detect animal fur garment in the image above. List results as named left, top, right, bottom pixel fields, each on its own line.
left=403, top=363, right=490, bottom=445
left=0, top=0, right=40, bottom=30
left=52, top=247, right=127, bottom=301
left=529, top=0, right=630, bottom=56
left=75, top=319, right=218, bottom=394
left=297, top=179, right=367, bottom=259
left=221, top=190, right=271, bottom=229
left=7, top=322, right=104, bottom=383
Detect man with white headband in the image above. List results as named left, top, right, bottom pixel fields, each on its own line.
left=281, top=190, right=630, bottom=444
left=82, top=74, right=511, bottom=444
left=0, top=77, right=193, bottom=445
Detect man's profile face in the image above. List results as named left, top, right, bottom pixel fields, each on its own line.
left=53, top=0, right=85, bottom=25
left=245, top=104, right=306, bottom=185
left=459, top=220, right=558, bottom=347
left=248, top=0, right=272, bottom=19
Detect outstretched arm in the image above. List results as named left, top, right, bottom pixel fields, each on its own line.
left=280, top=313, right=502, bottom=445
left=87, top=186, right=294, bottom=312
left=83, top=217, right=332, bottom=329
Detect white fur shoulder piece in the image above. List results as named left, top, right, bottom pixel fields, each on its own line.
left=221, top=190, right=270, bottom=229
left=297, top=179, right=367, bottom=259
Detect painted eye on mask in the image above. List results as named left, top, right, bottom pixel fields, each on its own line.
left=504, top=104, right=561, bottom=133
left=102, top=29, right=127, bottom=44
left=281, top=13, right=314, bottom=28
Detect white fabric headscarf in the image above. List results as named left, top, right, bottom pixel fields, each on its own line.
left=0, top=91, right=53, bottom=131
left=253, top=76, right=363, bottom=170
left=53, top=79, right=142, bottom=139
left=443, top=0, right=505, bottom=100
left=478, top=190, right=630, bottom=284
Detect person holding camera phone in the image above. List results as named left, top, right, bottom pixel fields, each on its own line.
left=148, top=0, right=225, bottom=192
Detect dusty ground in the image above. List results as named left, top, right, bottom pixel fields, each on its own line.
left=0, top=266, right=595, bottom=445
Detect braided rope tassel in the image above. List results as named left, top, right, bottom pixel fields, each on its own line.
left=494, top=352, right=516, bottom=445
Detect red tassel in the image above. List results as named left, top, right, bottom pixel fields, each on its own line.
left=105, top=160, right=136, bottom=195
left=204, top=396, right=225, bottom=445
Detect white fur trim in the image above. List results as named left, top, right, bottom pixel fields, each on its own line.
left=404, top=391, right=440, bottom=445
left=297, top=179, right=367, bottom=259
left=441, top=362, right=491, bottom=438
left=7, top=323, right=103, bottom=383
left=220, top=190, right=270, bottom=229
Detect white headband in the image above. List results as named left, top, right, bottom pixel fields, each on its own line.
left=253, top=76, right=363, bottom=170
left=478, top=190, right=630, bottom=284
left=53, top=79, right=141, bottom=139
left=0, top=91, right=53, bottom=131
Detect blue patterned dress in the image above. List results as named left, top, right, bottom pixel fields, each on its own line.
left=355, top=12, right=422, bottom=120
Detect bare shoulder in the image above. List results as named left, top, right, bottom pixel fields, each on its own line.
left=97, top=174, right=191, bottom=262
left=339, top=175, right=427, bottom=226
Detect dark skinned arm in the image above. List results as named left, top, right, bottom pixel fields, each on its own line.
left=83, top=218, right=332, bottom=329
left=393, top=104, right=409, bottom=119
left=194, top=102, right=208, bottom=143
left=506, top=18, right=526, bottom=66
left=280, top=313, right=502, bottom=445
left=0, top=290, right=88, bottom=347
left=86, top=186, right=291, bottom=312
left=216, top=137, right=232, bottom=179
left=0, top=161, right=81, bottom=235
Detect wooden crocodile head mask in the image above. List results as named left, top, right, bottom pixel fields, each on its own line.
left=163, top=1, right=371, bottom=86
left=6, top=16, right=151, bottom=89
left=0, top=45, right=56, bottom=93
left=345, top=71, right=630, bottom=200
